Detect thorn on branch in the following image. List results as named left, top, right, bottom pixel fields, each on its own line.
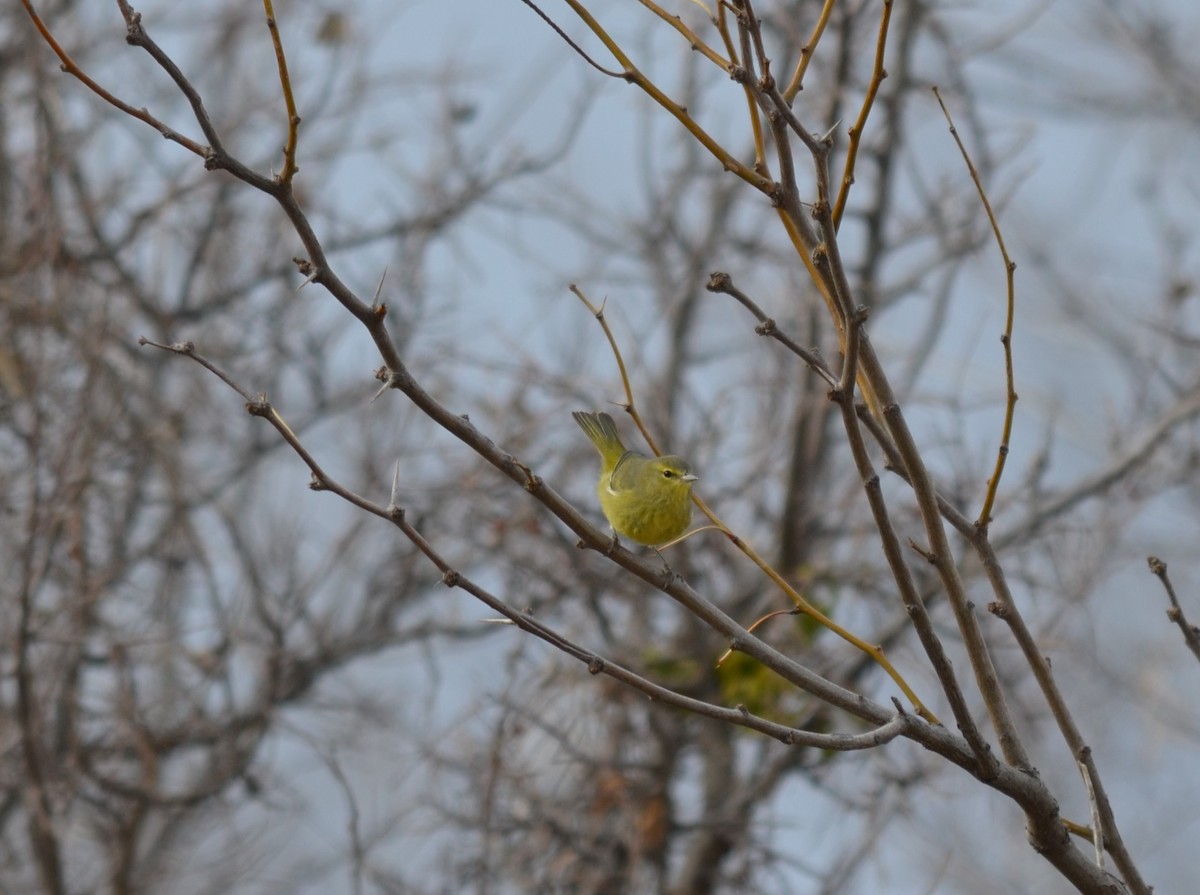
left=908, top=539, right=936, bottom=563
left=818, top=119, right=842, bottom=144
left=371, top=369, right=395, bottom=402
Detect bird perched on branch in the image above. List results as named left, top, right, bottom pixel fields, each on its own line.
left=573, top=410, right=698, bottom=547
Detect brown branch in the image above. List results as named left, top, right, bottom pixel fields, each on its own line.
left=516, top=0, right=626, bottom=78
left=979, top=535, right=1150, bottom=893
left=20, top=0, right=207, bottom=156
left=139, top=339, right=910, bottom=750
left=705, top=271, right=837, bottom=386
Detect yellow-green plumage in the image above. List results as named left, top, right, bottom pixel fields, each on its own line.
left=572, top=411, right=698, bottom=546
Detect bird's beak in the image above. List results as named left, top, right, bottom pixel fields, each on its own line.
left=682, top=473, right=698, bottom=483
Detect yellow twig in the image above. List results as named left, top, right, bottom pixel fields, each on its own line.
left=932, top=87, right=1017, bottom=529
left=635, top=0, right=731, bottom=71
left=783, top=0, right=837, bottom=101
left=262, top=0, right=300, bottom=183
left=694, top=494, right=936, bottom=721
left=832, top=0, right=893, bottom=230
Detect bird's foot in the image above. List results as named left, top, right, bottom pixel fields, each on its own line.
left=653, top=547, right=678, bottom=587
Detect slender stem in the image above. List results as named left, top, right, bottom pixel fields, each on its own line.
left=21, top=0, right=207, bottom=156
left=635, top=0, right=732, bottom=70
left=262, top=0, right=300, bottom=183
left=1147, top=556, right=1200, bottom=662
left=932, top=87, right=1018, bottom=529
left=833, top=0, right=893, bottom=229
left=782, top=0, right=836, bottom=101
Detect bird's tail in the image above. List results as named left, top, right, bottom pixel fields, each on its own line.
left=572, top=411, right=627, bottom=468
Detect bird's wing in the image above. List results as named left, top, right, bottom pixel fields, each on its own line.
left=606, top=451, right=641, bottom=494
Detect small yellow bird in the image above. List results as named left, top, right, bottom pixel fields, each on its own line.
left=572, top=411, right=698, bottom=546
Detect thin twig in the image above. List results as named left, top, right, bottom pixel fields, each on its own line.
left=782, top=0, right=835, bottom=101
left=715, top=607, right=800, bottom=667
left=568, top=285, right=661, bottom=453
left=932, top=87, right=1018, bottom=529
left=262, top=0, right=300, bottom=183
left=20, top=0, right=207, bottom=156
left=705, top=272, right=837, bottom=386
left=1147, top=556, right=1200, bottom=663
left=516, top=0, right=626, bottom=78
left=634, top=0, right=731, bottom=71
left=833, top=0, right=893, bottom=229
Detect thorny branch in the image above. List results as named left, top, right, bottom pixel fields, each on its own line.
left=19, top=2, right=1165, bottom=893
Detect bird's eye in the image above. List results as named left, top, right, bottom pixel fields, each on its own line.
left=662, top=469, right=675, bottom=478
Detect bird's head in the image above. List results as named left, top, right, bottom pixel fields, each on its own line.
left=648, top=455, right=698, bottom=493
